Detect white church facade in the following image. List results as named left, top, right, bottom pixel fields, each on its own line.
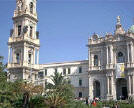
left=7, top=0, right=134, bottom=100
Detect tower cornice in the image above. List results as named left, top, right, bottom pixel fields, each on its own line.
left=13, top=13, right=38, bottom=23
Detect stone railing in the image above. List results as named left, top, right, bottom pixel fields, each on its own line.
left=7, top=63, right=40, bottom=70
left=125, top=62, right=134, bottom=68
left=106, top=64, right=115, bottom=69
left=88, top=38, right=104, bottom=45
left=89, top=66, right=101, bottom=70
left=13, top=10, right=37, bottom=19
left=8, top=35, right=40, bottom=45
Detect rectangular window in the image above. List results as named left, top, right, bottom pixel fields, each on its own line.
left=18, top=25, right=21, bottom=36
left=45, top=69, right=47, bottom=76
left=79, top=92, right=82, bottom=98
left=63, top=68, right=66, bottom=75
left=38, top=71, right=44, bottom=79
left=28, top=54, right=31, bottom=64
left=30, top=26, right=33, bottom=37
left=68, top=68, right=71, bottom=74
left=79, top=79, right=82, bottom=86
left=79, top=67, right=82, bottom=73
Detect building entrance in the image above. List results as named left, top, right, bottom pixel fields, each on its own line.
left=116, top=78, right=128, bottom=100
left=93, top=80, right=100, bottom=98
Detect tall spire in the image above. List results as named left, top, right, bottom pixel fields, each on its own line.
left=115, top=16, right=125, bottom=35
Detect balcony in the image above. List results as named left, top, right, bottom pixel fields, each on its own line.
left=89, top=66, right=101, bottom=71
left=106, top=64, right=115, bottom=70
left=8, top=35, right=40, bottom=46
left=125, top=62, right=134, bottom=69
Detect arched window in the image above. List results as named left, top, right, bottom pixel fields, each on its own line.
left=94, top=55, right=98, bottom=66
left=18, top=25, right=21, bottom=36
left=117, top=52, right=124, bottom=63
left=30, top=2, right=33, bottom=14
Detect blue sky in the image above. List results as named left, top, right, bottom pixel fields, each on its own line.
left=0, top=0, right=134, bottom=64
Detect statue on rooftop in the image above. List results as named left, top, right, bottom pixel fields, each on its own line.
left=117, top=16, right=121, bottom=25
left=17, top=0, right=23, bottom=11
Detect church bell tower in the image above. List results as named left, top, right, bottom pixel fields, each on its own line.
left=7, top=0, right=40, bottom=82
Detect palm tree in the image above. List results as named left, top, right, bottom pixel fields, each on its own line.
left=44, top=72, right=74, bottom=108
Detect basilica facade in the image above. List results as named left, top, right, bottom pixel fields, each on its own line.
left=7, top=0, right=134, bottom=100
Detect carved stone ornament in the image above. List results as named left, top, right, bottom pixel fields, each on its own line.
left=23, top=26, right=28, bottom=34
left=17, top=0, right=23, bottom=11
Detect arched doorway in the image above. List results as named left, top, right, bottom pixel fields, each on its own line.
left=93, top=80, right=101, bottom=98
left=116, top=78, right=128, bottom=100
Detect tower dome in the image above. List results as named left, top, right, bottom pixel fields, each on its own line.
left=128, top=25, right=134, bottom=33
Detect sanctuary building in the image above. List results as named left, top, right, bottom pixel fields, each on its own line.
left=7, top=0, right=134, bottom=100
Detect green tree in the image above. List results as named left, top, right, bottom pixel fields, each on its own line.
left=0, top=56, right=15, bottom=108
left=0, top=56, right=7, bottom=82
left=44, top=72, right=74, bottom=108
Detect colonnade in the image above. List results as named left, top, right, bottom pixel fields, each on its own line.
left=8, top=45, right=39, bottom=65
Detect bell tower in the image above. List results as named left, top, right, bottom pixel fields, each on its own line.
left=7, top=0, right=40, bottom=82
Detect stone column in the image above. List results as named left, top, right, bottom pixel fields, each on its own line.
left=37, top=49, right=39, bottom=64
left=12, top=48, right=14, bottom=63
left=33, top=48, right=35, bottom=64
left=89, top=77, right=93, bottom=100
left=107, top=76, right=110, bottom=95
left=107, top=46, right=109, bottom=64
left=23, top=45, right=27, bottom=66
left=8, top=46, right=11, bottom=63
left=131, top=43, right=133, bottom=63
left=128, top=75, right=131, bottom=96
left=88, top=49, right=90, bottom=69
left=112, top=75, right=117, bottom=100
left=113, top=48, right=116, bottom=64
left=101, top=48, right=103, bottom=68
left=91, top=54, right=94, bottom=69
left=106, top=75, right=114, bottom=100
left=110, top=45, right=113, bottom=64
left=127, top=43, right=130, bottom=63
left=110, top=76, right=112, bottom=95
left=98, top=54, right=101, bottom=67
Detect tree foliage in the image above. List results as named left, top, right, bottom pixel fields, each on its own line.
left=0, top=56, right=75, bottom=108
left=44, top=72, right=74, bottom=108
